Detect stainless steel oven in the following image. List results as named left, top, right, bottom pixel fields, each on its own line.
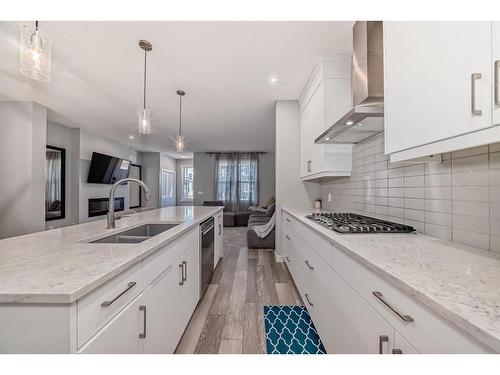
left=200, top=217, right=214, bottom=299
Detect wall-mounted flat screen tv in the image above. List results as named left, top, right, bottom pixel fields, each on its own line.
left=87, top=152, right=131, bottom=184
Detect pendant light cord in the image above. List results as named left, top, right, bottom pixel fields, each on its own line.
left=35, top=20, right=39, bottom=30
left=143, top=50, right=147, bottom=110
left=179, top=94, right=182, bottom=137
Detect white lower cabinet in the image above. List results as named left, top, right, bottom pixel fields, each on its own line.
left=214, top=213, right=223, bottom=267
left=80, top=234, right=201, bottom=354
left=394, top=331, right=419, bottom=354
left=80, top=294, right=144, bottom=354
left=281, top=209, right=493, bottom=354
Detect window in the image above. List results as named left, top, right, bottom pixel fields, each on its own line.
left=181, top=165, right=194, bottom=201
left=215, top=153, right=258, bottom=211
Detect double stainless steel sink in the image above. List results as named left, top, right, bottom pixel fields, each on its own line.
left=91, top=223, right=180, bottom=244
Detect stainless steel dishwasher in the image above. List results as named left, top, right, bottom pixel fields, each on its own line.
left=200, top=217, right=215, bottom=299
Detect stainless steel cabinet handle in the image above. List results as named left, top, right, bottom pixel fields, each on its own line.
left=285, top=256, right=291, bottom=262
left=285, top=218, right=291, bottom=223
left=392, top=349, right=403, bottom=354
left=304, top=293, right=314, bottom=306
left=182, top=260, right=187, bottom=282
left=307, top=160, right=312, bottom=173
left=495, top=60, right=500, bottom=106
left=471, top=73, right=482, bottom=116
left=101, top=281, right=136, bottom=307
left=219, top=224, right=222, bottom=236
left=305, top=260, right=314, bottom=270
left=179, top=263, right=184, bottom=285
left=373, top=291, right=414, bottom=322
left=379, top=335, right=389, bottom=354
left=285, top=235, right=291, bottom=240
left=139, top=305, right=147, bottom=338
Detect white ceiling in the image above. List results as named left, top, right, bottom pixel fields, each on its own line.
left=0, top=21, right=353, bottom=153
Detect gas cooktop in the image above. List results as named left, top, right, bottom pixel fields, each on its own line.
left=306, top=212, right=416, bottom=234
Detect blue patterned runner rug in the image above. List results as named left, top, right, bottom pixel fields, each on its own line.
left=263, top=305, right=326, bottom=354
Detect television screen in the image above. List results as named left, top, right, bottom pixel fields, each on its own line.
left=87, top=152, right=131, bottom=184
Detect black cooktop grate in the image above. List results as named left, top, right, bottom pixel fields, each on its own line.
left=305, top=212, right=416, bottom=234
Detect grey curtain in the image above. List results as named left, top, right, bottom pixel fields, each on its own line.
left=215, top=152, right=259, bottom=212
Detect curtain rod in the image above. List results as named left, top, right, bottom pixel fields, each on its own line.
left=205, top=151, right=266, bottom=156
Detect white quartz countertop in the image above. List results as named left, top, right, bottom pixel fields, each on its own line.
left=0, top=206, right=222, bottom=304
left=283, top=206, right=500, bottom=352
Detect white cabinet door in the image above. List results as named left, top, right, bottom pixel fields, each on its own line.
left=384, top=22, right=492, bottom=154
left=493, top=22, right=500, bottom=125
left=214, top=213, right=223, bottom=267
left=393, top=331, right=419, bottom=354
left=79, top=295, right=143, bottom=354
left=142, top=264, right=181, bottom=354
left=142, top=244, right=200, bottom=354
left=328, top=268, right=394, bottom=354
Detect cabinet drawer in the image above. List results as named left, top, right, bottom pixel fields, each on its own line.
left=333, top=246, right=492, bottom=353
left=295, top=220, right=333, bottom=267
left=142, top=227, right=198, bottom=287
left=77, top=262, right=142, bottom=348
left=282, top=211, right=297, bottom=232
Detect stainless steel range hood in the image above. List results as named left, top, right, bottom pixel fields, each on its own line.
left=316, top=21, right=384, bottom=144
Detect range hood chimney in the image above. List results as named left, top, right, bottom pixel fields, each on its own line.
left=316, top=21, right=384, bottom=144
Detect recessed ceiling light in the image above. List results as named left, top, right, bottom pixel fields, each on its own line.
left=346, top=120, right=354, bottom=126
left=324, top=137, right=331, bottom=141
left=268, top=76, right=279, bottom=84
left=128, top=135, right=135, bottom=140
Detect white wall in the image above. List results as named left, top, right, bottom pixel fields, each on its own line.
left=0, top=102, right=47, bottom=239
left=259, top=152, right=276, bottom=205
left=275, top=100, right=320, bottom=256
left=46, top=121, right=80, bottom=229
left=78, top=129, right=140, bottom=222
left=193, top=153, right=216, bottom=206
left=176, top=159, right=194, bottom=206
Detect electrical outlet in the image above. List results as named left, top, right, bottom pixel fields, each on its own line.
left=327, top=193, right=332, bottom=202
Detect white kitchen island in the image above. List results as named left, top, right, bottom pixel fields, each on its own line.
left=0, top=206, right=223, bottom=353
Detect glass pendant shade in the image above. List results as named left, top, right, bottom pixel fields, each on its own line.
left=176, top=135, right=185, bottom=153
left=20, top=25, right=51, bottom=82
left=138, top=108, right=151, bottom=135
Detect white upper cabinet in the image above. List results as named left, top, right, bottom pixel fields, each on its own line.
left=493, top=22, right=500, bottom=125
left=300, top=58, right=353, bottom=180
left=384, top=22, right=498, bottom=161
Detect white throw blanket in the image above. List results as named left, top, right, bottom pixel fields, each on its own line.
left=252, top=212, right=276, bottom=238
left=248, top=205, right=266, bottom=213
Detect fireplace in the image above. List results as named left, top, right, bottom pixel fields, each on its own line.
left=88, top=197, right=125, bottom=218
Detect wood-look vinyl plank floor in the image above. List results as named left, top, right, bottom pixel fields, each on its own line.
left=184, top=227, right=301, bottom=354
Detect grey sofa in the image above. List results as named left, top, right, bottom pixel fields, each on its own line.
left=246, top=204, right=276, bottom=249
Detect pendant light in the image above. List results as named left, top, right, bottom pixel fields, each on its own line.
left=176, top=89, right=186, bottom=152
left=20, top=21, right=51, bottom=82
left=138, top=40, right=152, bottom=135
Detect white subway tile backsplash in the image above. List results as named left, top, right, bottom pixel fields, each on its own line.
left=425, top=199, right=452, bottom=213
left=404, top=175, right=425, bottom=187
left=425, top=173, right=451, bottom=187
left=452, top=186, right=489, bottom=202
left=405, top=198, right=425, bottom=210
left=452, top=229, right=490, bottom=250
left=453, top=214, right=489, bottom=235
left=425, top=223, right=452, bottom=241
left=425, top=211, right=452, bottom=227
left=425, top=186, right=452, bottom=200
left=405, top=209, right=425, bottom=222
left=404, top=164, right=425, bottom=177
left=425, top=160, right=451, bottom=175
left=320, top=133, right=499, bottom=251
left=452, top=154, right=488, bottom=172
left=451, top=170, right=489, bottom=186
left=451, top=145, right=488, bottom=159
left=452, top=200, right=489, bottom=217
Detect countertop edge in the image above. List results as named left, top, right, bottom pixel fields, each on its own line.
left=0, top=207, right=222, bottom=305
left=282, top=206, right=500, bottom=353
